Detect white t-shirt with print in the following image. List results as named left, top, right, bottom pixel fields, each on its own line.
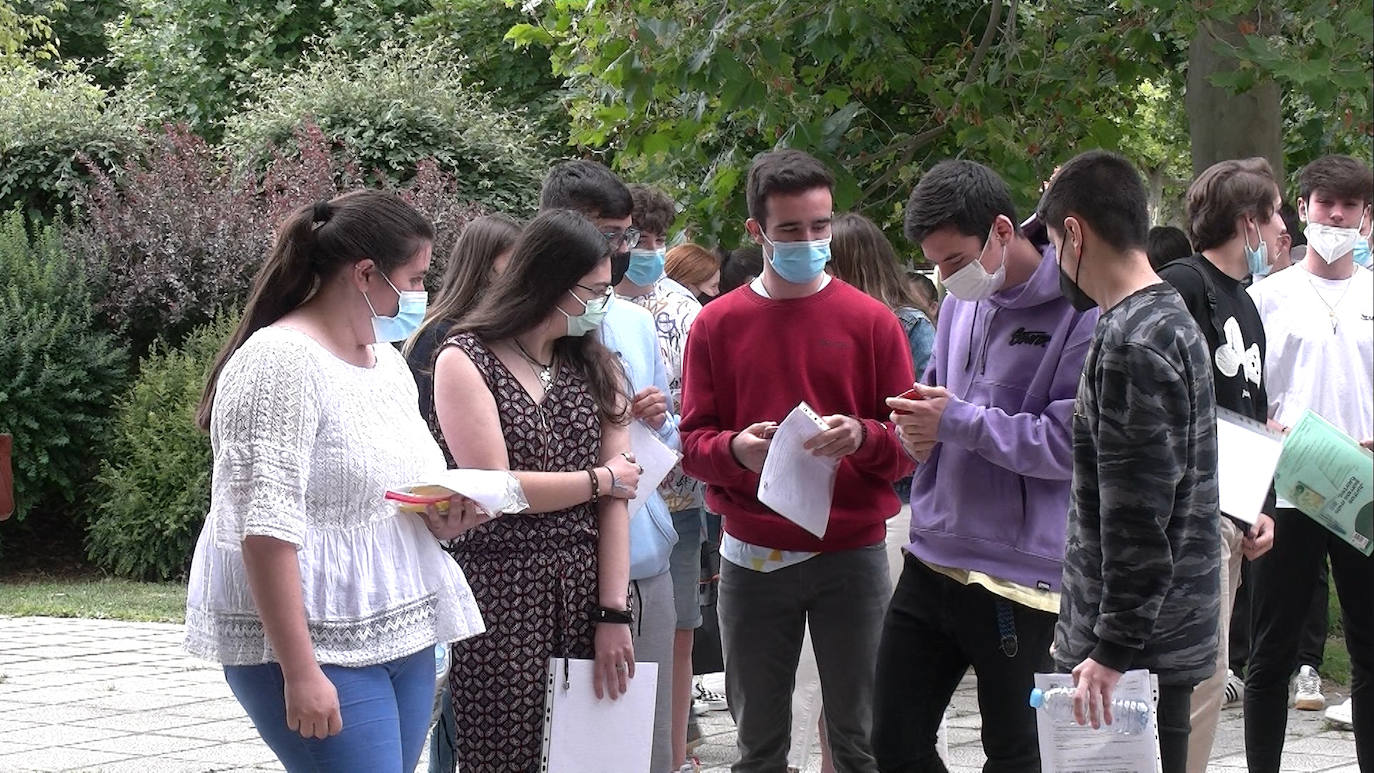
left=1248, top=264, right=1374, bottom=439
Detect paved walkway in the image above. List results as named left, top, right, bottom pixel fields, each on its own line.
left=0, top=616, right=1359, bottom=771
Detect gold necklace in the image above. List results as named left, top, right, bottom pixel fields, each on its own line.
left=512, top=338, right=554, bottom=390
left=1306, top=274, right=1354, bottom=334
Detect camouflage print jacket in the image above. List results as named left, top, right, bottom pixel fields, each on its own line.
left=1053, top=284, right=1221, bottom=687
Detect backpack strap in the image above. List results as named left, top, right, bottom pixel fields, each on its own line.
left=1161, top=256, right=1225, bottom=339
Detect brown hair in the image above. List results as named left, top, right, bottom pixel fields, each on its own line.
left=664, top=243, right=721, bottom=289
left=746, top=149, right=835, bottom=227
left=1299, top=155, right=1374, bottom=205
left=404, top=214, right=521, bottom=358
left=454, top=209, right=628, bottom=423
left=196, top=190, right=433, bottom=432
left=1186, top=158, right=1278, bottom=252
left=629, top=184, right=675, bottom=236
left=829, top=213, right=919, bottom=312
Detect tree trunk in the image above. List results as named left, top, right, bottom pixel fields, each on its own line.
left=1185, top=13, right=1284, bottom=184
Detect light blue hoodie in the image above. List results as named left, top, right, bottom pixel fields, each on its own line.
left=600, top=299, right=680, bottom=580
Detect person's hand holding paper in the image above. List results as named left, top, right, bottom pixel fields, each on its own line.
left=730, top=421, right=778, bottom=473
left=803, top=414, right=864, bottom=458
left=420, top=494, right=494, bottom=541
left=758, top=403, right=839, bottom=539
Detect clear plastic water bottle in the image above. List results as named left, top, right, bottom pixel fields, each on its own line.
left=1028, top=686, right=1151, bottom=735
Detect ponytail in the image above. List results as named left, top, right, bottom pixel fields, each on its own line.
left=195, top=190, right=433, bottom=432
left=195, top=203, right=324, bottom=431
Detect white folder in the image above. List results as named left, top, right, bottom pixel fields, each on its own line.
left=540, top=657, right=659, bottom=772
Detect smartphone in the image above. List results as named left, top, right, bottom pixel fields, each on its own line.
left=892, top=386, right=924, bottom=415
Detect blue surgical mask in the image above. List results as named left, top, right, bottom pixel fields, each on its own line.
left=561, top=289, right=613, bottom=337
left=625, top=248, right=666, bottom=286
left=1354, top=238, right=1372, bottom=269
left=363, top=273, right=427, bottom=344
left=1243, top=220, right=1270, bottom=277
left=762, top=233, right=831, bottom=284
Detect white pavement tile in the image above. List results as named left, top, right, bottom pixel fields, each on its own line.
left=0, top=745, right=134, bottom=772
left=0, top=701, right=123, bottom=724
left=166, top=700, right=260, bottom=721
left=0, top=723, right=129, bottom=748
left=72, top=732, right=219, bottom=757
left=162, top=742, right=282, bottom=768
left=71, top=712, right=212, bottom=734
left=70, top=757, right=229, bottom=773
left=152, top=720, right=262, bottom=744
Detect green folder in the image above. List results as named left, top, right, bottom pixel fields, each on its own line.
left=1274, top=410, right=1374, bottom=557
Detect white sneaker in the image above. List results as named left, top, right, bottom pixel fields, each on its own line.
left=694, top=680, right=728, bottom=711
left=1223, top=669, right=1244, bottom=706
left=1293, top=665, right=1326, bottom=711
left=1325, top=697, right=1353, bottom=730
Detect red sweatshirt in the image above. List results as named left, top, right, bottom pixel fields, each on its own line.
left=680, top=279, right=916, bottom=552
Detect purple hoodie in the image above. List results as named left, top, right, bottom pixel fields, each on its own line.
left=908, top=242, right=1098, bottom=591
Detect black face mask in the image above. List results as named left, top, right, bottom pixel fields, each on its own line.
left=697, top=292, right=716, bottom=306
left=1057, top=237, right=1098, bottom=312
left=610, top=250, right=631, bottom=286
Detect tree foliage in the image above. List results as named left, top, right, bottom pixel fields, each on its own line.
left=511, top=0, right=1370, bottom=245
left=107, top=0, right=430, bottom=133
left=224, top=43, right=550, bottom=214
left=510, top=1, right=1182, bottom=242
left=0, top=0, right=61, bottom=66
left=0, top=62, right=147, bottom=220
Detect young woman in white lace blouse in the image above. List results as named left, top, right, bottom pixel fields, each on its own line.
left=184, top=191, right=486, bottom=773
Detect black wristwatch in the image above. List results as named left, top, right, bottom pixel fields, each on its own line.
left=592, top=605, right=634, bottom=625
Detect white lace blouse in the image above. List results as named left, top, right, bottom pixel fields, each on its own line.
left=185, top=326, right=485, bottom=667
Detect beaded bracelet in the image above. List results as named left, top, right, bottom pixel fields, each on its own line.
left=586, top=467, right=601, bottom=501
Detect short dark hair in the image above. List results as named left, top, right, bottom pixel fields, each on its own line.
left=1298, top=155, right=1373, bottom=206
left=1036, top=150, right=1150, bottom=252
left=746, top=149, right=834, bottom=226
left=540, top=159, right=633, bottom=219
left=1146, top=226, right=1193, bottom=270
left=1185, top=157, right=1278, bottom=252
left=628, top=184, right=675, bottom=236
left=904, top=160, right=1020, bottom=245
left=1280, top=202, right=1305, bottom=247
left=721, top=245, right=764, bottom=294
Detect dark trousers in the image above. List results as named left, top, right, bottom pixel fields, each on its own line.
left=718, top=543, right=891, bottom=773
left=1244, top=508, right=1373, bottom=772
left=1157, top=684, right=1194, bottom=773
left=872, top=556, right=1057, bottom=772
left=1228, top=556, right=1328, bottom=675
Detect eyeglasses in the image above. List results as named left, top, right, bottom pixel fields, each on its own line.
left=601, top=227, right=641, bottom=249
left=575, top=283, right=615, bottom=301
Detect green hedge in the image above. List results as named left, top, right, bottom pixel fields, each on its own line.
left=87, top=317, right=232, bottom=580
left=0, top=64, right=146, bottom=220
left=0, top=209, right=129, bottom=529
left=224, top=43, right=549, bottom=214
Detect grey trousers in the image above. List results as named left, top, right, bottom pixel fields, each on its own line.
left=631, top=570, right=676, bottom=773
left=718, top=542, right=891, bottom=773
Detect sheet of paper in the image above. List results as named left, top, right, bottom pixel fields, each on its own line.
left=1274, top=410, right=1374, bottom=556
left=1215, top=407, right=1283, bottom=526
left=1034, top=669, right=1161, bottom=773
left=627, top=421, right=680, bottom=518
left=389, top=469, right=528, bottom=515
left=541, top=658, right=658, bottom=773
left=757, top=402, right=839, bottom=539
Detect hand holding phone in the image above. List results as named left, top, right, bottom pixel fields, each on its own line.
left=891, top=386, right=925, bottom=415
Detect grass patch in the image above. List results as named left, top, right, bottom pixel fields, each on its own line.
left=1323, top=636, right=1351, bottom=687
left=0, top=576, right=186, bottom=623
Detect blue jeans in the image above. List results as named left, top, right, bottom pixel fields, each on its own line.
left=224, top=648, right=434, bottom=773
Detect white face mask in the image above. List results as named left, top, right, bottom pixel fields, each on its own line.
left=1304, top=220, right=1364, bottom=264
left=942, top=229, right=1007, bottom=302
